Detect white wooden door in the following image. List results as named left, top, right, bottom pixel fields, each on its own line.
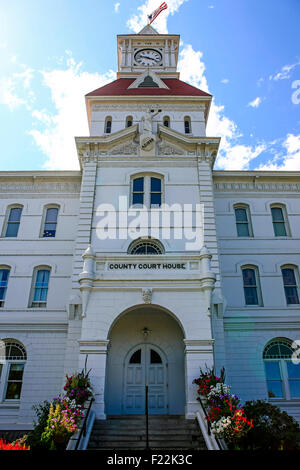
left=124, top=345, right=168, bottom=414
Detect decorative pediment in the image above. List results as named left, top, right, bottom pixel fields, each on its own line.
left=157, top=141, right=186, bottom=156
left=128, top=70, right=169, bottom=90
left=138, top=24, right=159, bottom=35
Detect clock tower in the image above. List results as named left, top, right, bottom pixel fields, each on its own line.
left=70, top=24, right=224, bottom=421
left=117, top=24, right=180, bottom=77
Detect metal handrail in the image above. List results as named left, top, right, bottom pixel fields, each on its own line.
left=145, top=385, right=149, bottom=450
left=74, top=397, right=95, bottom=450
left=197, top=395, right=224, bottom=450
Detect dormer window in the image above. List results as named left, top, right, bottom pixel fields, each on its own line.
left=138, top=75, right=159, bottom=88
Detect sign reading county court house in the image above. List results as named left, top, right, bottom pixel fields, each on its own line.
left=109, top=263, right=186, bottom=270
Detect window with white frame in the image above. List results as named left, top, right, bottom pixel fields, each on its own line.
left=0, top=340, right=26, bottom=401
left=126, top=116, right=133, bottom=127
left=241, top=266, right=263, bottom=306
left=3, top=206, right=23, bottom=238
left=41, top=206, right=59, bottom=238
left=271, top=205, right=289, bottom=237
left=163, top=116, right=170, bottom=127
left=30, top=267, right=51, bottom=308
left=0, top=267, right=10, bottom=307
left=131, top=175, right=163, bottom=208
left=128, top=238, right=164, bottom=255
left=104, top=116, right=112, bottom=134
left=263, top=339, right=300, bottom=400
left=281, top=266, right=300, bottom=305
left=184, top=116, right=191, bottom=134
left=234, top=204, right=253, bottom=237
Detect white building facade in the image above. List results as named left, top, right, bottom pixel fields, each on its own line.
left=0, top=25, right=300, bottom=430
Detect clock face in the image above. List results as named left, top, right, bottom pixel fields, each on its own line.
left=134, top=49, right=162, bottom=66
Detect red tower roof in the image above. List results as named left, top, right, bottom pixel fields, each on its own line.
left=86, top=78, right=211, bottom=98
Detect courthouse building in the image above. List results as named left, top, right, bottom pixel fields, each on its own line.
left=0, top=24, right=300, bottom=431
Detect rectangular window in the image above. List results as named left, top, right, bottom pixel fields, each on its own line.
left=5, top=363, right=25, bottom=400
left=235, top=207, right=250, bottom=237
left=150, top=177, right=162, bottom=207
left=271, top=207, right=287, bottom=236
left=265, top=361, right=284, bottom=398
left=242, top=268, right=259, bottom=305
left=132, top=178, right=144, bottom=206
left=287, top=362, right=300, bottom=398
left=43, top=208, right=58, bottom=238
left=282, top=268, right=299, bottom=305
left=0, top=269, right=10, bottom=307
left=5, top=207, right=22, bottom=237
left=32, top=269, right=50, bottom=307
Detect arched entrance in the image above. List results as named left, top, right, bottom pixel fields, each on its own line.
left=124, top=344, right=167, bottom=414
left=105, top=305, right=185, bottom=415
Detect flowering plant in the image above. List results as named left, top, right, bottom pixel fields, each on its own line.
left=194, top=367, right=253, bottom=446
left=211, top=409, right=253, bottom=442
left=64, top=369, right=93, bottom=405
left=41, top=399, right=84, bottom=450
left=193, top=366, right=225, bottom=397
left=0, top=438, right=30, bottom=450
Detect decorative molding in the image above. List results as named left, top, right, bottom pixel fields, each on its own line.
left=0, top=182, right=81, bottom=193
left=157, top=142, right=185, bottom=156
left=142, top=288, right=152, bottom=304
left=214, top=182, right=300, bottom=192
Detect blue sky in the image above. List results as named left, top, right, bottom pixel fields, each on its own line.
left=0, top=0, right=299, bottom=171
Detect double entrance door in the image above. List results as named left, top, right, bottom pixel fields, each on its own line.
left=124, top=344, right=168, bottom=414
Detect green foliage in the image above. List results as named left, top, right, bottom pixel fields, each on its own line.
left=41, top=402, right=80, bottom=451
left=26, top=400, right=53, bottom=450
left=237, top=400, right=300, bottom=450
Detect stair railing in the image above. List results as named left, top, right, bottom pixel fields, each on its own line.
left=67, top=397, right=95, bottom=450
left=196, top=395, right=226, bottom=451
left=145, top=385, right=149, bottom=450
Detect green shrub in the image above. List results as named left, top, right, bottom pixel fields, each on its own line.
left=25, top=400, right=53, bottom=450
left=238, top=400, right=300, bottom=450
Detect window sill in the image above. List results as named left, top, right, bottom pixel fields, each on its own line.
left=0, top=402, right=20, bottom=408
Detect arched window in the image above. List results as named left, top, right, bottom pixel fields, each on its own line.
left=0, top=339, right=26, bottom=401
left=263, top=339, right=300, bottom=399
left=126, top=116, right=133, bottom=128
left=184, top=116, right=191, bottom=134
left=241, top=265, right=262, bottom=306
left=0, top=266, right=11, bottom=307
left=41, top=205, right=59, bottom=238
left=281, top=266, right=299, bottom=305
left=2, top=205, right=23, bottom=238
left=234, top=204, right=253, bottom=237
left=30, top=267, right=51, bottom=308
left=104, top=116, right=112, bottom=134
left=128, top=238, right=164, bottom=255
left=163, top=116, right=170, bottom=128
left=270, top=204, right=289, bottom=237
left=131, top=175, right=163, bottom=208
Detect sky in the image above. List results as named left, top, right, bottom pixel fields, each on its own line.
left=0, top=0, right=299, bottom=172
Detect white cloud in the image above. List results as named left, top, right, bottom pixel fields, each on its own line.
left=0, top=68, right=34, bottom=111
left=29, top=53, right=116, bottom=170
left=178, top=43, right=267, bottom=170
left=221, top=78, right=229, bottom=84
left=256, top=134, right=300, bottom=171
left=114, top=2, right=120, bottom=13
left=127, top=0, right=189, bottom=34
left=208, top=5, right=214, bottom=8
left=248, top=96, right=262, bottom=108
left=269, top=61, right=300, bottom=81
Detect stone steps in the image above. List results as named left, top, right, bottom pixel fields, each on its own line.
left=88, top=415, right=207, bottom=450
